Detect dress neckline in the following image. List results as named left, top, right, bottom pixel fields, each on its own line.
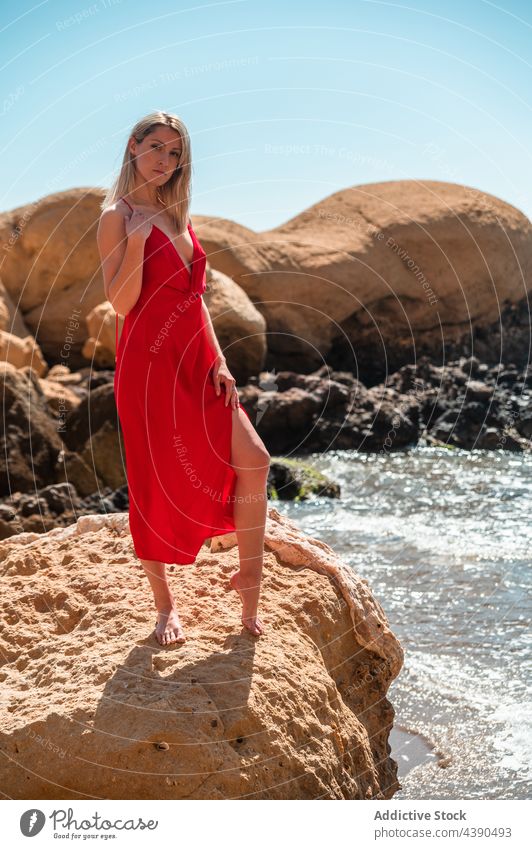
left=152, top=222, right=196, bottom=280
left=120, top=196, right=195, bottom=280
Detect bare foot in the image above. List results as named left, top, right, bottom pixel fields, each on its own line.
left=229, top=571, right=265, bottom=636
left=154, top=607, right=187, bottom=646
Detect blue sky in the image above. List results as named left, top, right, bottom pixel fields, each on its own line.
left=1, top=0, right=531, bottom=229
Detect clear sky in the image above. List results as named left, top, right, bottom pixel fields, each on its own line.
left=1, top=0, right=531, bottom=230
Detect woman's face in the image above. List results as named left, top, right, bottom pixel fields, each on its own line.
left=129, top=126, right=183, bottom=186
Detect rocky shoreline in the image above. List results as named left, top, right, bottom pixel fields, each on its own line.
left=0, top=182, right=530, bottom=799
left=0, top=182, right=530, bottom=537
left=0, top=353, right=530, bottom=538
left=242, top=355, right=531, bottom=454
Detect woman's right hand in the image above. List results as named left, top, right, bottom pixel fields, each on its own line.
left=124, top=209, right=152, bottom=244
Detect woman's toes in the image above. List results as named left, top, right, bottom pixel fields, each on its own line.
left=242, top=617, right=263, bottom=636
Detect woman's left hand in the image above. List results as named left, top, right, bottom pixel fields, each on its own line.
left=212, top=357, right=239, bottom=409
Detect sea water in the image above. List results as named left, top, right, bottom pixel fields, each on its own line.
left=274, top=446, right=532, bottom=799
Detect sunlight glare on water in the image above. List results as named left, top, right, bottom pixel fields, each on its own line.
left=274, top=446, right=532, bottom=799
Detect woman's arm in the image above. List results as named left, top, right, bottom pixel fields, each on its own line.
left=201, top=298, right=226, bottom=364
left=97, top=206, right=145, bottom=315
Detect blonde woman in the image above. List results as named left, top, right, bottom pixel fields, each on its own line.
left=97, top=111, right=269, bottom=644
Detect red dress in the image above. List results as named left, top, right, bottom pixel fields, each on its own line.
left=114, top=197, right=248, bottom=564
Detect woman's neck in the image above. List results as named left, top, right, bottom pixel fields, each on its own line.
left=128, top=187, right=164, bottom=208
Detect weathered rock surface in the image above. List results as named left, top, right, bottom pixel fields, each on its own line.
left=0, top=189, right=103, bottom=366
left=0, top=275, right=48, bottom=373
left=0, top=508, right=402, bottom=800
left=268, top=457, right=341, bottom=500
left=82, top=301, right=117, bottom=369
left=0, top=278, right=30, bottom=338
left=0, top=329, right=47, bottom=375
left=240, top=358, right=531, bottom=454
left=195, top=180, right=532, bottom=380
left=0, top=363, right=63, bottom=496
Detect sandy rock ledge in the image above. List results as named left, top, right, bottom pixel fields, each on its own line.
left=0, top=507, right=403, bottom=800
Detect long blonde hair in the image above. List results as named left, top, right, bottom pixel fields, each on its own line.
left=102, top=111, right=192, bottom=234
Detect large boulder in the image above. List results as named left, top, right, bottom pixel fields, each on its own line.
left=0, top=507, right=403, bottom=800
left=0, top=188, right=268, bottom=377
left=203, top=266, right=266, bottom=384
left=0, top=188, right=105, bottom=368
left=0, top=278, right=30, bottom=337
left=195, top=180, right=532, bottom=381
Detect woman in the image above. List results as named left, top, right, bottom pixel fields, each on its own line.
left=97, top=111, right=270, bottom=645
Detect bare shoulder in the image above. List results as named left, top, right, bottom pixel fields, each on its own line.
left=97, top=200, right=128, bottom=243
left=96, top=202, right=130, bottom=276
left=99, top=197, right=128, bottom=224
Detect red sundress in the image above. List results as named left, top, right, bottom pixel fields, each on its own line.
left=113, top=196, right=248, bottom=564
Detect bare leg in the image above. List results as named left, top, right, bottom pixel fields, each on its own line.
left=228, top=406, right=270, bottom=636
left=139, top=558, right=186, bottom=646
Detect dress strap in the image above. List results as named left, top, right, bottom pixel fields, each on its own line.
left=121, top=196, right=133, bottom=211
